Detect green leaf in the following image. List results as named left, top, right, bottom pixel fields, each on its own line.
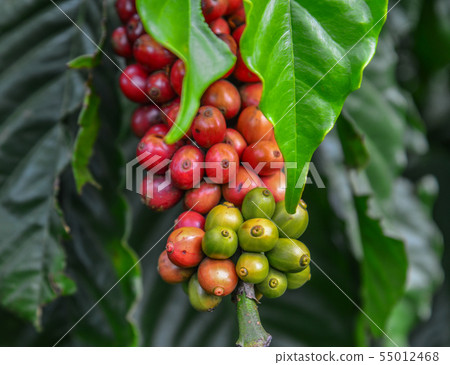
left=241, top=0, right=388, bottom=212
left=71, top=86, right=101, bottom=193
left=136, top=0, right=235, bottom=144
left=67, top=54, right=100, bottom=69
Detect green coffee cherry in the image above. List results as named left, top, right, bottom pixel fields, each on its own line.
left=255, top=268, right=287, bottom=299
left=188, top=273, right=222, bottom=312
left=202, top=226, right=238, bottom=259
left=205, top=202, right=244, bottom=231
left=236, top=252, right=269, bottom=284
left=286, top=265, right=311, bottom=289
left=266, top=238, right=310, bottom=272
left=271, top=200, right=309, bottom=239
left=241, top=187, right=276, bottom=220
left=238, top=218, right=279, bottom=252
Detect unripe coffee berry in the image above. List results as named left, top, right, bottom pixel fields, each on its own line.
left=197, top=258, right=238, bottom=296
left=170, top=145, right=204, bottom=190
left=188, top=273, right=222, bottom=312
left=202, top=226, right=238, bottom=259
left=192, top=106, right=226, bottom=148
left=201, top=80, right=241, bottom=120
left=241, top=187, right=276, bottom=220
left=184, top=181, right=221, bottom=215
left=286, top=265, right=311, bottom=290
left=238, top=218, right=279, bottom=252
left=271, top=200, right=309, bottom=239
left=266, top=238, right=310, bottom=273
left=205, top=143, right=239, bottom=184
left=166, top=227, right=205, bottom=268
left=174, top=211, right=206, bottom=230
left=204, top=201, right=243, bottom=232
left=157, top=251, right=194, bottom=284
left=236, top=253, right=269, bottom=284
left=255, top=268, right=287, bottom=299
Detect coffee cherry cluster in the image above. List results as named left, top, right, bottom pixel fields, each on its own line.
left=158, top=187, right=311, bottom=311
left=113, top=0, right=287, bottom=213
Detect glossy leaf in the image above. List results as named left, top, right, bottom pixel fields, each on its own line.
left=136, top=0, right=235, bottom=144
left=67, top=54, right=100, bottom=69
left=241, top=0, right=388, bottom=212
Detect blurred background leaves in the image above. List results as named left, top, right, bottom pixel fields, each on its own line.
left=0, top=0, right=448, bottom=346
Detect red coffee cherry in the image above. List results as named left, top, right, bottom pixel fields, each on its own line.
left=170, top=145, right=205, bottom=190
left=158, top=251, right=194, bottom=284
left=119, top=64, right=148, bottom=103
left=201, top=0, right=227, bottom=23
left=222, top=166, right=263, bottom=206
left=137, top=132, right=178, bottom=174
left=225, top=0, right=243, bottom=15
left=205, top=143, right=239, bottom=184
left=174, top=211, right=206, bottom=230
left=217, top=34, right=237, bottom=77
left=131, top=105, right=164, bottom=138
left=227, top=6, right=246, bottom=29
left=146, top=123, right=169, bottom=136
left=166, top=227, right=205, bottom=268
left=261, top=170, right=286, bottom=202
left=209, top=17, right=230, bottom=35
left=234, top=52, right=260, bottom=82
left=140, top=175, right=183, bottom=211
left=115, top=0, right=136, bottom=24
left=133, top=34, right=176, bottom=71
left=192, top=106, right=226, bottom=148
left=145, top=71, right=175, bottom=104
left=237, top=106, right=274, bottom=144
left=197, top=258, right=238, bottom=296
left=126, top=14, right=144, bottom=43
left=242, top=140, right=283, bottom=176
left=164, top=104, right=180, bottom=127
left=201, top=80, right=241, bottom=120
left=240, top=82, right=262, bottom=108
left=169, top=59, right=185, bottom=96
left=224, top=128, right=247, bottom=158
left=162, top=98, right=180, bottom=119
left=232, top=24, right=245, bottom=44
left=111, top=26, right=132, bottom=58
left=184, top=181, right=221, bottom=214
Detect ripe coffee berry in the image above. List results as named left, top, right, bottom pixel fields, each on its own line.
left=137, top=132, right=178, bottom=174
left=237, top=106, right=275, bottom=143
left=217, top=34, right=237, bottom=77
left=131, top=105, right=163, bottom=138
left=170, top=145, right=205, bottom=190
left=225, top=0, right=243, bottom=15
left=120, top=64, right=148, bottom=103
left=145, top=71, right=175, bottom=104
left=126, top=14, right=144, bottom=43
left=205, top=143, right=239, bottom=184
left=192, top=106, right=226, bottom=148
left=169, top=59, right=185, bottom=96
left=184, top=181, right=221, bottom=214
left=146, top=123, right=169, bottom=136
left=157, top=251, right=194, bottom=284
left=261, top=170, right=286, bottom=202
left=133, top=34, right=176, bottom=71
left=242, top=140, right=283, bottom=176
left=111, top=26, right=132, bottom=58
left=227, top=6, right=246, bottom=29
left=232, top=24, right=245, bottom=44
left=140, top=175, right=183, bottom=211
left=174, top=211, right=206, bottom=230
left=197, top=258, right=238, bottom=296
left=166, top=227, right=205, bottom=268
left=224, top=128, right=247, bottom=158
left=201, top=0, right=227, bottom=23
left=115, top=0, right=136, bottom=24
left=234, top=52, right=260, bottom=82
left=240, top=82, right=262, bottom=108
left=162, top=98, right=180, bottom=121
left=209, top=17, right=230, bottom=35
left=222, top=166, right=262, bottom=206
left=201, top=80, right=241, bottom=120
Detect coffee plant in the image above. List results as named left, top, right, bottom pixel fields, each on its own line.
left=0, top=0, right=448, bottom=347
